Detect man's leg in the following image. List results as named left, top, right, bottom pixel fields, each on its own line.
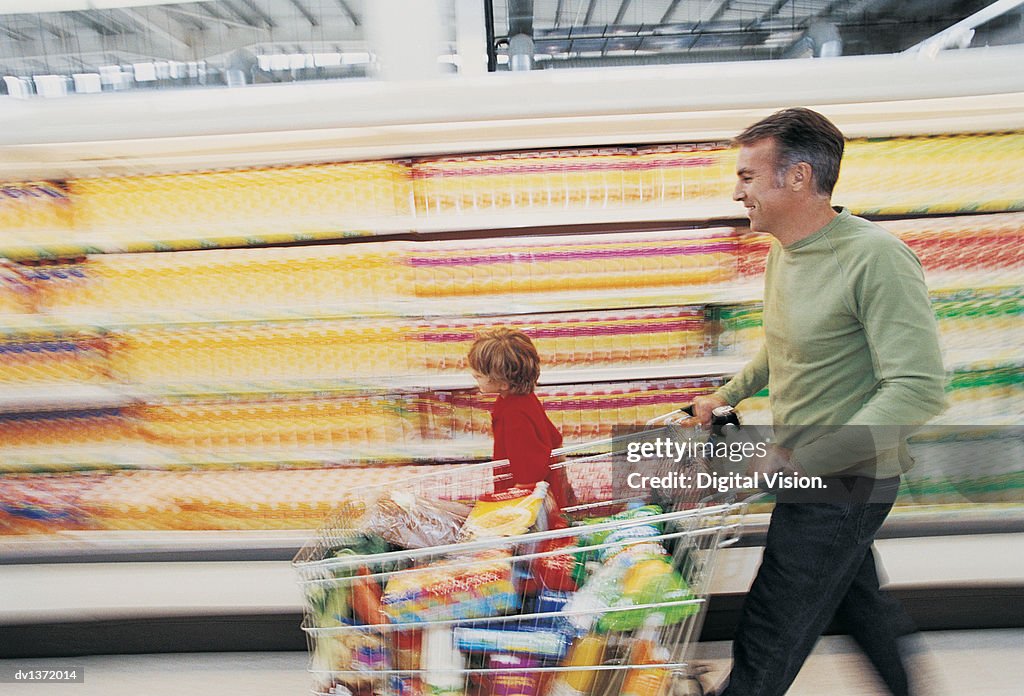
left=832, top=547, right=917, bottom=695
left=718, top=498, right=895, bottom=696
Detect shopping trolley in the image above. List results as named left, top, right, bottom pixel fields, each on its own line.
left=293, top=408, right=756, bottom=696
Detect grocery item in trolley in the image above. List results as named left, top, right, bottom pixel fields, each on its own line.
left=459, top=482, right=549, bottom=540
left=381, top=548, right=520, bottom=623
left=362, top=490, right=471, bottom=550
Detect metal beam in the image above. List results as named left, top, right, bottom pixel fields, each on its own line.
left=159, top=6, right=208, bottom=31
left=702, top=0, right=732, bottom=25
left=336, top=0, right=361, bottom=27
left=584, top=0, right=599, bottom=25
left=37, top=18, right=72, bottom=41
left=485, top=0, right=496, bottom=71
left=904, top=0, right=1024, bottom=53
left=554, top=0, right=565, bottom=29
left=236, top=0, right=277, bottom=28
left=199, top=2, right=231, bottom=22
left=67, top=54, right=91, bottom=71
left=169, top=6, right=253, bottom=31
left=660, top=0, right=683, bottom=24
left=797, top=0, right=847, bottom=28
left=613, top=0, right=632, bottom=25
left=286, top=0, right=319, bottom=27
left=838, top=0, right=903, bottom=20
left=118, top=8, right=192, bottom=53
left=219, top=0, right=262, bottom=27
left=0, top=24, right=32, bottom=42
left=753, top=0, right=789, bottom=28
left=68, top=11, right=119, bottom=36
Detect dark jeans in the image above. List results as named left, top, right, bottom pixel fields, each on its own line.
left=718, top=476, right=916, bottom=696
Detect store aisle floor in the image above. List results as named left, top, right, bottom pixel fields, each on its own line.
left=1, top=630, right=1020, bottom=695
left=691, top=628, right=1022, bottom=695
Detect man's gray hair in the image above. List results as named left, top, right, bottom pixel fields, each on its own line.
left=734, top=107, right=846, bottom=196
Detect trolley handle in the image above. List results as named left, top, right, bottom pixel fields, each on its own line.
left=645, top=403, right=741, bottom=436
left=549, top=404, right=739, bottom=458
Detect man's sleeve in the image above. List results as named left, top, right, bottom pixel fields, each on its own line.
left=791, top=239, right=947, bottom=474
left=715, top=343, right=769, bottom=406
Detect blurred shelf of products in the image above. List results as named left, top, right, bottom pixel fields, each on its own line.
left=0, top=124, right=1022, bottom=538
left=0, top=1, right=1021, bottom=542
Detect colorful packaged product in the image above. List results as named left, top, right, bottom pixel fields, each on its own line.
left=382, top=549, right=519, bottom=623
left=460, top=483, right=549, bottom=540
left=489, top=654, right=540, bottom=696
left=364, top=491, right=471, bottom=550
left=453, top=627, right=569, bottom=661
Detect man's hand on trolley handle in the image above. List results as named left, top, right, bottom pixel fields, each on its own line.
left=692, top=394, right=730, bottom=430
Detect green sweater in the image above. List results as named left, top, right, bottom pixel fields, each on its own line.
left=717, top=208, right=946, bottom=478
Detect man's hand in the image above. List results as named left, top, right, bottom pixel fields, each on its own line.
left=692, top=394, right=730, bottom=429
left=746, top=444, right=794, bottom=479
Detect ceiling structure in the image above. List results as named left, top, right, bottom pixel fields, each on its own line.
left=507, top=0, right=1023, bottom=65
left=0, top=0, right=1020, bottom=96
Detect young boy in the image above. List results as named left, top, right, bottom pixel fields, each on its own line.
left=468, top=328, right=572, bottom=507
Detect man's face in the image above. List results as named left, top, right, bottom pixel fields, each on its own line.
left=733, top=138, right=791, bottom=236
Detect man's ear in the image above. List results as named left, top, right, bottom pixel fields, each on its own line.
left=789, top=162, right=813, bottom=191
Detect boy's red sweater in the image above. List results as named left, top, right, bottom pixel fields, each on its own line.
left=491, top=392, right=570, bottom=506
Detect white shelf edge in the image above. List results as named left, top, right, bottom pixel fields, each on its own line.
left=0, top=441, right=496, bottom=472
left=5, top=278, right=1020, bottom=334
left=404, top=204, right=741, bottom=233
left=0, top=384, right=140, bottom=414
left=2, top=350, right=1020, bottom=419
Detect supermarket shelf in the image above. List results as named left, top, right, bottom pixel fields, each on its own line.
left=0, top=385, right=140, bottom=414
left=0, top=440, right=494, bottom=473
left=0, top=530, right=313, bottom=564
left=0, top=351, right=1013, bottom=420
left=926, top=272, right=1024, bottom=293
left=926, top=414, right=1024, bottom=427
left=127, top=379, right=407, bottom=399
left=4, top=277, right=1015, bottom=334
left=0, top=286, right=762, bottom=332
left=0, top=313, right=105, bottom=335
left=6, top=207, right=1024, bottom=263
left=143, top=442, right=494, bottom=466
left=945, top=351, right=1024, bottom=373
left=0, top=444, right=177, bottom=473
left=404, top=205, right=741, bottom=234
left=0, top=224, right=405, bottom=261
left=0, top=281, right=1016, bottom=340
left=408, top=282, right=765, bottom=317
left=407, top=202, right=1024, bottom=235
left=0, top=347, right=1012, bottom=418
left=392, top=359, right=746, bottom=391
left=44, top=306, right=400, bottom=329
left=3, top=505, right=1021, bottom=565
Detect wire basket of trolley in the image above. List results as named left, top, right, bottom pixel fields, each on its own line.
left=293, top=406, right=757, bottom=696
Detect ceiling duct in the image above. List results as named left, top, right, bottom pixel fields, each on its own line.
left=225, top=48, right=259, bottom=86
left=784, top=21, right=843, bottom=59
left=541, top=46, right=777, bottom=69
left=508, top=0, right=534, bottom=71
